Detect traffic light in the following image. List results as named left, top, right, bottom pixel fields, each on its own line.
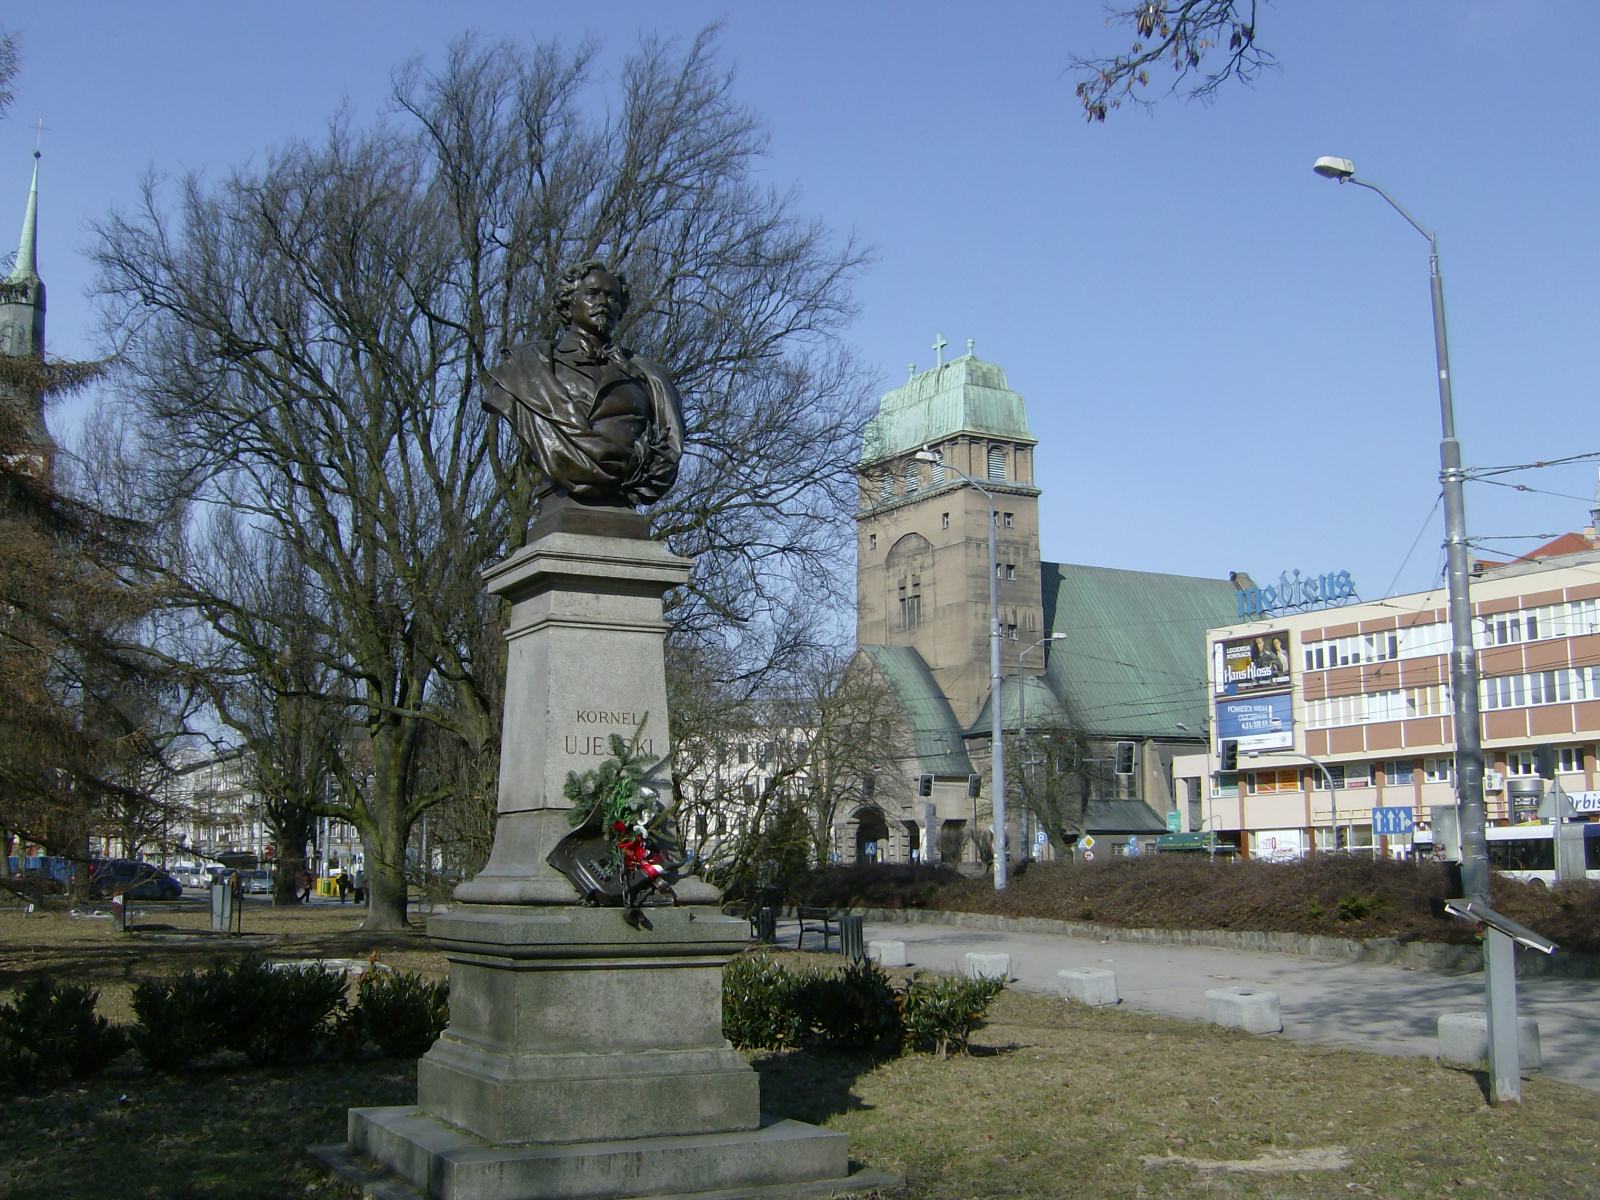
left=917, top=773, right=933, bottom=797
left=1220, top=740, right=1239, bottom=773
left=1114, top=741, right=1135, bottom=775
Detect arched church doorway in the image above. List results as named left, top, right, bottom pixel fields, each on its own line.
left=852, top=806, right=890, bottom=864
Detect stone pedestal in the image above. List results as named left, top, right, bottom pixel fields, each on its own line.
left=325, top=527, right=887, bottom=1198
left=341, top=905, right=863, bottom=1198
left=452, top=529, right=714, bottom=907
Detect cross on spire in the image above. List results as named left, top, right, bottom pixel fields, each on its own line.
left=932, top=332, right=948, bottom=367
left=33, top=118, right=48, bottom=156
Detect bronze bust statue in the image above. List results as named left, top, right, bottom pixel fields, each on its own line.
left=483, top=260, right=686, bottom=509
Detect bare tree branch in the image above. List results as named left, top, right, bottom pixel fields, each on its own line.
left=1070, top=0, right=1275, bottom=121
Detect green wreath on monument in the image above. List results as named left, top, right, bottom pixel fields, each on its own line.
left=545, top=716, right=689, bottom=911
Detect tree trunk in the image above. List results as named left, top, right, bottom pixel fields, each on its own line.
left=358, top=722, right=418, bottom=930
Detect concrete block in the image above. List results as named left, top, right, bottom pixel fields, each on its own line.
left=1436, top=1011, right=1542, bottom=1071
left=1205, top=986, right=1282, bottom=1034
left=962, top=952, right=1010, bottom=981
left=867, top=940, right=907, bottom=968
left=1058, top=967, right=1119, bottom=1007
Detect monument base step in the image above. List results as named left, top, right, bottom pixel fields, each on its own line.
left=324, top=1106, right=896, bottom=1200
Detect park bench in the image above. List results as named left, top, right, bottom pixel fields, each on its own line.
left=796, top=905, right=841, bottom=951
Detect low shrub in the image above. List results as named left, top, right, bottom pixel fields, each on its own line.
left=793, top=864, right=961, bottom=911
left=225, top=956, right=350, bottom=1066
left=344, top=968, right=449, bottom=1058
left=723, top=953, right=1002, bottom=1059
left=898, top=974, right=1004, bottom=1058
left=793, top=958, right=902, bottom=1054
left=723, top=951, right=808, bottom=1050
left=131, top=955, right=348, bottom=1070
left=1335, top=893, right=1387, bottom=921
left=130, top=963, right=233, bottom=1070
left=0, top=976, right=128, bottom=1087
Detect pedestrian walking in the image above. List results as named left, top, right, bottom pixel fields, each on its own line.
left=337, top=871, right=351, bottom=903
left=297, top=868, right=313, bottom=904
left=353, top=867, right=367, bottom=905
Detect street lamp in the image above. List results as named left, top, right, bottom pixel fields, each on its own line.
left=915, top=446, right=1009, bottom=889
left=1017, top=633, right=1067, bottom=860
left=1314, top=155, right=1525, bottom=1103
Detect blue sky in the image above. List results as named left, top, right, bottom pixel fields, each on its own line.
left=4, top=2, right=1596, bottom=604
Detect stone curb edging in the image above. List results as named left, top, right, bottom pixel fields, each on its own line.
left=838, top=907, right=1600, bottom=980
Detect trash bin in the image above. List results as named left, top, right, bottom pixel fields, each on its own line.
left=839, top=914, right=865, bottom=962
left=210, top=877, right=236, bottom=933
left=754, top=906, right=777, bottom=944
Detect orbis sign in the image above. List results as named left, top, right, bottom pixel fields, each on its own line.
left=1237, top=568, right=1355, bottom=619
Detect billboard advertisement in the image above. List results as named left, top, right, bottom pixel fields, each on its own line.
left=1214, top=632, right=1292, bottom=697
left=1215, top=693, right=1293, bottom=752
left=1254, top=829, right=1306, bottom=862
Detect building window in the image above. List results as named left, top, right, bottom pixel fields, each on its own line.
left=941, top=512, right=950, bottom=529
left=987, top=445, right=1006, bottom=480
left=1005, top=563, right=1016, bottom=580
left=904, top=464, right=920, bottom=494
left=1247, top=768, right=1300, bottom=794
left=878, top=472, right=893, bottom=501
left=1376, top=760, right=1414, bottom=786
left=1310, top=764, right=1347, bottom=790
left=867, top=533, right=877, bottom=551
left=1506, top=751, right=1538, bottom=778
left=1003, top=512, right=1014, bottom=527
left=1004, top=623, right=1018, bottom=639
left=897, top=575, right=923, bottom=631
left=1559, top=746, right=1585, bottom=774
left=1212, top=772, right=1239, bottom=798
left=1424, top=757, right=1454, bottom=783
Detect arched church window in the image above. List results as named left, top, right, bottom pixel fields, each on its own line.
left=987, top=445, right=1007, bottom=480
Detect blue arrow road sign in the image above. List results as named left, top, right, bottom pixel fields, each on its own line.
left=1371, top=806, right=1415, bottom=836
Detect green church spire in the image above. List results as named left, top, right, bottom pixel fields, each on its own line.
left=7, top=150, right=40, bottom=285
left=0, top=150, right=46, bottom=361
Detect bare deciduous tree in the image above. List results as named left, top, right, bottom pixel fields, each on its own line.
left=93, top=30, right=870, bottom=927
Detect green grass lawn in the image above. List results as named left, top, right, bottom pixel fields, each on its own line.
left=3, top=905, right=1598, bottom=1199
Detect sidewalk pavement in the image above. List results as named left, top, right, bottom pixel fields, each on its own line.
left=773, top=917, right=1600, bottom=1093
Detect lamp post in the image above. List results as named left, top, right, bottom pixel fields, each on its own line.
left=1017, top=633, right=1067, bottom=860
left=915, top=447, right=1009, bottom=889
left=1313, top=156, right=1520, bottom=1103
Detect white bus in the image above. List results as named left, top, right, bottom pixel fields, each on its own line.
left=1485, top=823, right=1600, bottom=885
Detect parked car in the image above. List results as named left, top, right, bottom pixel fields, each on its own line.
left=88, top=859, right=183, bottom=901
left=242, top=868, right=273, bottom=894
left=168, top=861, right=220, bottom=889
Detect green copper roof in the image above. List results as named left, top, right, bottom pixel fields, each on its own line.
left=1041, top=562, right=1239, bottom=738
left=7, top=153, right=39, bottom=284
left=860, top=353, right=1035, bottom=466
left=966, top=673, right=1071, bottom=737
left=858, top=644, right=975, bottom=777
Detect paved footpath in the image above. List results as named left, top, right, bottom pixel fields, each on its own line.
left=778, top=918, right=1600, bottom=1093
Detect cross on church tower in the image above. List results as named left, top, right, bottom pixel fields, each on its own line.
left=932, top=332, right=948, bottom=368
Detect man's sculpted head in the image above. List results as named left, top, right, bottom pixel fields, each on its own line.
left=555, top=260, right=631, bottom=338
